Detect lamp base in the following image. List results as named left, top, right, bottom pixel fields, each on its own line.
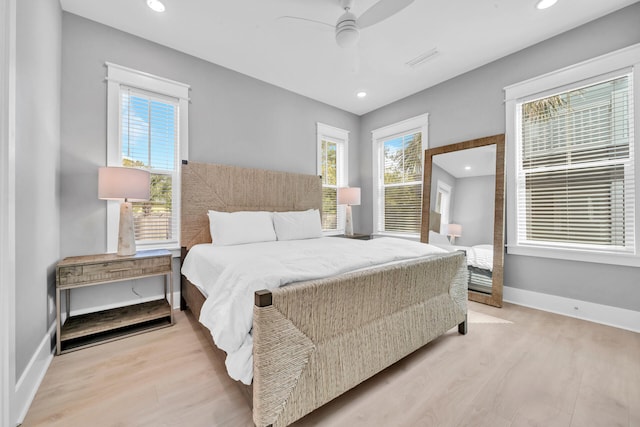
left=118, top=201, right=137, bottom=256
left=345, top=205, right=354, bottom=236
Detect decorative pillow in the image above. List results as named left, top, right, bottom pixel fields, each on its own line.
left=208, top=210, right=276, bottom=246
left=273, top=209, right=323, bottom=241
left=428, top=230, right=454, bottom=250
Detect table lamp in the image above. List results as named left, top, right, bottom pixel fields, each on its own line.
left=337, top=187, right=361, bottom=237
left=98, top=167, right=151, bottom=256
left=446, top=223, right=462, bottom=244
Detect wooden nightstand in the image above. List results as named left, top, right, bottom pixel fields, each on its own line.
left=332, top=233, right=371, bottom=240
left=56, top=249, right=173, bottom=354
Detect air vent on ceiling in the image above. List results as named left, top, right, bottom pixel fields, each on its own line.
left=406, top=48, right=439, bottom=68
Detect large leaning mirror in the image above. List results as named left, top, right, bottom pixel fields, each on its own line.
left=420, top=134, right=505, bottom=307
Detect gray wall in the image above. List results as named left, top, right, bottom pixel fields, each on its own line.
left=15, top=0, right=61, bottom=378
left=359, top=3, right=640, bottom=311
left=60, top=13, right=360, bottom=310
left=452, top=175, right=494, bottom=247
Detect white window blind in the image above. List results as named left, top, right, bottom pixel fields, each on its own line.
left=516, top=73, right=634, bottom=254
left=380, top=132, right=423, bottom=234
left=372, top=114, right=428, bottom=238
left=320, top=139, right=339, bottom=230
left=120, top=87, right=178, bottom=243
left=317, top=123, right=348, bottom=233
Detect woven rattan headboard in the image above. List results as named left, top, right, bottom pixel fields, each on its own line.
left=181, top=161, right=322, bottom=249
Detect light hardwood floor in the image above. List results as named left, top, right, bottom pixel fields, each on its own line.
left=22, top=302, right=640, bottom=427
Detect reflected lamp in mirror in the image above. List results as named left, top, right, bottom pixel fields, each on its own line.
left=98, top=167, right=150, bottom=256
left=337, top=187, right=361, bottom=236
left=445, top=223, right=462, bottom=244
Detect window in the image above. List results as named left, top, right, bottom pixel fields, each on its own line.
left=372, top=114, right=429, bottom=238
left=317, top=123, right=348, bottom=233
left=505, top=44, right=640, bottom=266
left=106, top=63, right=189, bottom=252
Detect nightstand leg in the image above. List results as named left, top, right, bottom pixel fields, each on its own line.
left=65, top=289, right=70, bottom=318
left=56, top=287, right=62, bottom=355
left=168, top=272, right=174, bottom=324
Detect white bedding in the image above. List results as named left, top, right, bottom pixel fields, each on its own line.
left=181, top=237, right=447, bottom=384
left=453, top=244, right=493, bottom=271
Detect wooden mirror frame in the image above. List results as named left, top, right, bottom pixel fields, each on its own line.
left=420, top=134, right=505, bottom=307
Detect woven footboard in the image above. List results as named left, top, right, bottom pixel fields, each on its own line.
left=252, top=251, right=468, bottom=427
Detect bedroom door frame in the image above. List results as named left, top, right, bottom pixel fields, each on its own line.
left=435, top=180, right=452, bottom=233
left=0, top=0, right=17, bottom=425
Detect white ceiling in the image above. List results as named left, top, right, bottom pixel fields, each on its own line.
left=433, top=145, right=496, bottom=178
left=60, top=0, right=638, bottom=115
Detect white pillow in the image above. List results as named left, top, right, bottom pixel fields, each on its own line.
left=428, top=230, right=454, bottom=250
left=208, top=210, right=276, bottom=246
left=273, top=209, right=323, bottom=241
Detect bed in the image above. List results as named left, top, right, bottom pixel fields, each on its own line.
left=180, top=161, right=469, bottom=427
left=428, top=231, right=493, bottom=294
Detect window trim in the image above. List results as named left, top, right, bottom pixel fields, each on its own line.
left=371, top=113, right=429, bottom=239
left=504, top=43, right=640, bottom=266
left=316, top=122, right=349, bottom=235
left=106, top=62, right=189, bottom=253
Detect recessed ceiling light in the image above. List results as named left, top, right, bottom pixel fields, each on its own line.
left=536, top=0, right=557, bottom=10
left=357, top=92, right=367, bottom=98
left=147, top=0, right=165, bottom=12
left=464, top=166, right=471, bottom=171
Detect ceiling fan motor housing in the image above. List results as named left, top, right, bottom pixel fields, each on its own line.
left=335, top=11, right=359, bottom=48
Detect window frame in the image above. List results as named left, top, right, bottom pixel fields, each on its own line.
left=371, top=113, right=429, bottom=239
left=106, top=62, right=189, bottom=254
left=316, top=122, right=349, bottom=235
left=504, top=44, right=640, bottom=266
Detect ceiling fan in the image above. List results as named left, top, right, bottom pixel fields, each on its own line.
left=279, top=0, right=415, bottom=49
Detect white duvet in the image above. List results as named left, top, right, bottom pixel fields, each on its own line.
left=453, top=244, right=493, bottom=271
left=181, top=237, right=447, bottom=384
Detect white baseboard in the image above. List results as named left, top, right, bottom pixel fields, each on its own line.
left=13, top=322, right=55, bottom=424
left=503, top=286, right=640, bottom=333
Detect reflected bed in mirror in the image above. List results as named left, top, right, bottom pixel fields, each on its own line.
left=421, top=134, right=505, bottom=307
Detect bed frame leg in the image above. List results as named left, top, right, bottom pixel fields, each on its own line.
left=458, top=315, right=468, bottom=335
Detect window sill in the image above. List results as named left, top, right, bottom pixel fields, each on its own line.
left=136, top=243, right=181, bottom=258
left=507, top=244, right=640, bottom=267
left=372, top=232, right=421, bottom=242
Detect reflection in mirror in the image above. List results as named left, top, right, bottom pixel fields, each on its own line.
left=432, top=145, right=495, bottom=295
left=421, top=135, right=505, bottom=307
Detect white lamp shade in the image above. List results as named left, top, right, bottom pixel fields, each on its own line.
left=98, top=167, right=150, bottom=201
left=445, top=223, right=462, bottom=237
left=337, top=187, right=361, bottom=206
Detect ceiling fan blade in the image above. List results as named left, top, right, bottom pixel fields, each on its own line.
left=277, top=16, right=334, bottom=31
left=358, top=0, right=414, bottom=29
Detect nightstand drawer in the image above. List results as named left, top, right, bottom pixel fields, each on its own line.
left=57, top=253, right=171, bottom=288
